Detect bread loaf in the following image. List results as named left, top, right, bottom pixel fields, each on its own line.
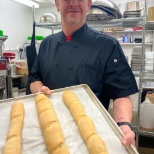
left=35, top=94, right=69, bottom=154
left=2, top=101, right=24, bottom=154
left=63, top=90, right=108, bottom=154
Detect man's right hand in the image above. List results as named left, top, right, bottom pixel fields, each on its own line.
left=30, top=81, right=51, bottom=95
left=40, top=86, right=52, bottom=95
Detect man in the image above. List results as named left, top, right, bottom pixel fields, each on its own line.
left=29, top=0, right=138, bottom=147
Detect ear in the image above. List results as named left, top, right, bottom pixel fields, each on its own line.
left=55, top=0, right=59, bottom=11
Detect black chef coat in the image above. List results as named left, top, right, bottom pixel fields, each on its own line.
left=29, top=23, right=138, bottom=109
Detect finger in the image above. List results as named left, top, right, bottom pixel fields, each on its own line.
left=121, top=139, right=136, bottom=147
left=41, top=86, right=51, bottom=95
left=121, top=130, right=135, bottom=146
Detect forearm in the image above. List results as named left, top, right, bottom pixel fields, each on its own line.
left=113, top=96, right=133, bottom=123
left=30, top=81, right=44, bottom=94
left=113, top=97, right=135, bottom=147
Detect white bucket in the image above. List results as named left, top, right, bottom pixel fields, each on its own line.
left=140, top=97, right=154, bottom=130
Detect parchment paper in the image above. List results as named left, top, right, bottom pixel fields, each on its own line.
left=0, top=86, right=138, bottom=154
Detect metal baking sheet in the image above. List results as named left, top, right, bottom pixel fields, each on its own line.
left=0, top=84, right=139, bottom=154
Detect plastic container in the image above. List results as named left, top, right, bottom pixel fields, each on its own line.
left=140, top=96, right=154, bottom=130
left=0, top=30, right=3, bottom=36
left=132, top=27, right=142, bottom=31
left=130, top=35, right=134, bottom=43
left=36, top=36, right=44, bottom=40
left=27, top=36, right=32, bottom=40
left=16, top=68, right=28, bottom=75
left=123, top=34, right=129, bottom=43
left=117, top=36, right=123, bottom=43
left=7, top=63, right=16, bottom=76
left=27, top=36, right=44, bottom=40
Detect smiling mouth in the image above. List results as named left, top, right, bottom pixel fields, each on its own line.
left=67, top=10, right=80, bottom=13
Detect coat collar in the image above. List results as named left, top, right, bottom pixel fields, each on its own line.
left=58, top=23, right=88, bottom=43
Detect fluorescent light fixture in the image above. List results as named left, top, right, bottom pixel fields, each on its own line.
left=13, top=0, right=39, bottom=8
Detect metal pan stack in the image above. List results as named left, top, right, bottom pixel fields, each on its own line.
left=123, top=1, right=142, bottom=18
left=144, top=51, right=154, bottom=72
left=131, top=46, right=145, bottom=71
left=86, top=6, right=115, bottom=21
left=123, top=10, right=141, bottom=18
left=86, top=0, right=122, bottom=21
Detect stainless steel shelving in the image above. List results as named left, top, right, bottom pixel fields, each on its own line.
left=35, top=22, right=61, bottom=34
left=7, top=74, right=28, bottom=98
left=142, top=72, right=154, bottom=81
left=36, top=22, right=61, bottom=29
left=35, top=18, right=145, bottom=30
left=0, top=36, right=8, bottom=41
left=87, top=17, right=144, bottom=28
left=145, top=21, right=154, bottom=30
left=139, top=130, right=154, bottom=138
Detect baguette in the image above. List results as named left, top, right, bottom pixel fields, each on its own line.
left=2, top=101, right=24, bottom=154
left=35, top=94, right=69, bottom=154
left=63, top=90, right=108, bottom=154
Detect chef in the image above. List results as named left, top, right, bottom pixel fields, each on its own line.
left=29, top=0, right=138, bottom=147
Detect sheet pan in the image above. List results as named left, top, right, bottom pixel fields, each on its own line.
left=0, top=84, right=139, bottom=154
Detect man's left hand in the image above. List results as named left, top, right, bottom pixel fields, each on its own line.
left=120, top=125, right=136, bottom=147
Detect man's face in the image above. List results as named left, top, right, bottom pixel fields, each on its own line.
left=55, top=0, right=92, bottom=25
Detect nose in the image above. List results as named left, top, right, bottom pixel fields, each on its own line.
left=69, top=0, right=79, bottom=7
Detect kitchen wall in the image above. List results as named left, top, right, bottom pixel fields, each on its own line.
left=0, top=0, right=33, bottom=50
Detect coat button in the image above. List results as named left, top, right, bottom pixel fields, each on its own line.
left=114, top=59, right=118, bottom=63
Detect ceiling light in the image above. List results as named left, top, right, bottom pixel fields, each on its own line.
left=13, top=0, right=39, bottom=8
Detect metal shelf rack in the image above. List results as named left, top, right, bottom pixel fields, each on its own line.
left=7, top=74, right=28, bottom=98
left=139, top=130, right=154, bottom=138
left=35, top=18, right=144, bottom=30
left=35, top=22, right=61, bottom=34
left=87, top=17, right=144, bottom=28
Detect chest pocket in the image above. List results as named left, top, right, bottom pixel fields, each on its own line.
left=78, top=64, right=102, bottom=91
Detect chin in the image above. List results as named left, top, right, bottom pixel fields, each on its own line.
left=66, top=17, right=82, bottom=25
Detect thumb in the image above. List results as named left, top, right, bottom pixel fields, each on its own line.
left=41, top=86, right=51, bottom=95
left=121, top=131, right=135, bottom=147
left=121, top=139, right=128, bottom=146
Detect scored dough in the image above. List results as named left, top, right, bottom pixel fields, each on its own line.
left=63, top=90, right=108, bottom=154
left=35, top=94, right=70, bottom=154
left=2, top=101, right=24, bottom=154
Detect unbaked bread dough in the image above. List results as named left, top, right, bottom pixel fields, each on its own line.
left=63, top=90, right=108, bottom=154
left=35, top=94, right=70, bottom=154
left=2, top=101, right=24, bottom=154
